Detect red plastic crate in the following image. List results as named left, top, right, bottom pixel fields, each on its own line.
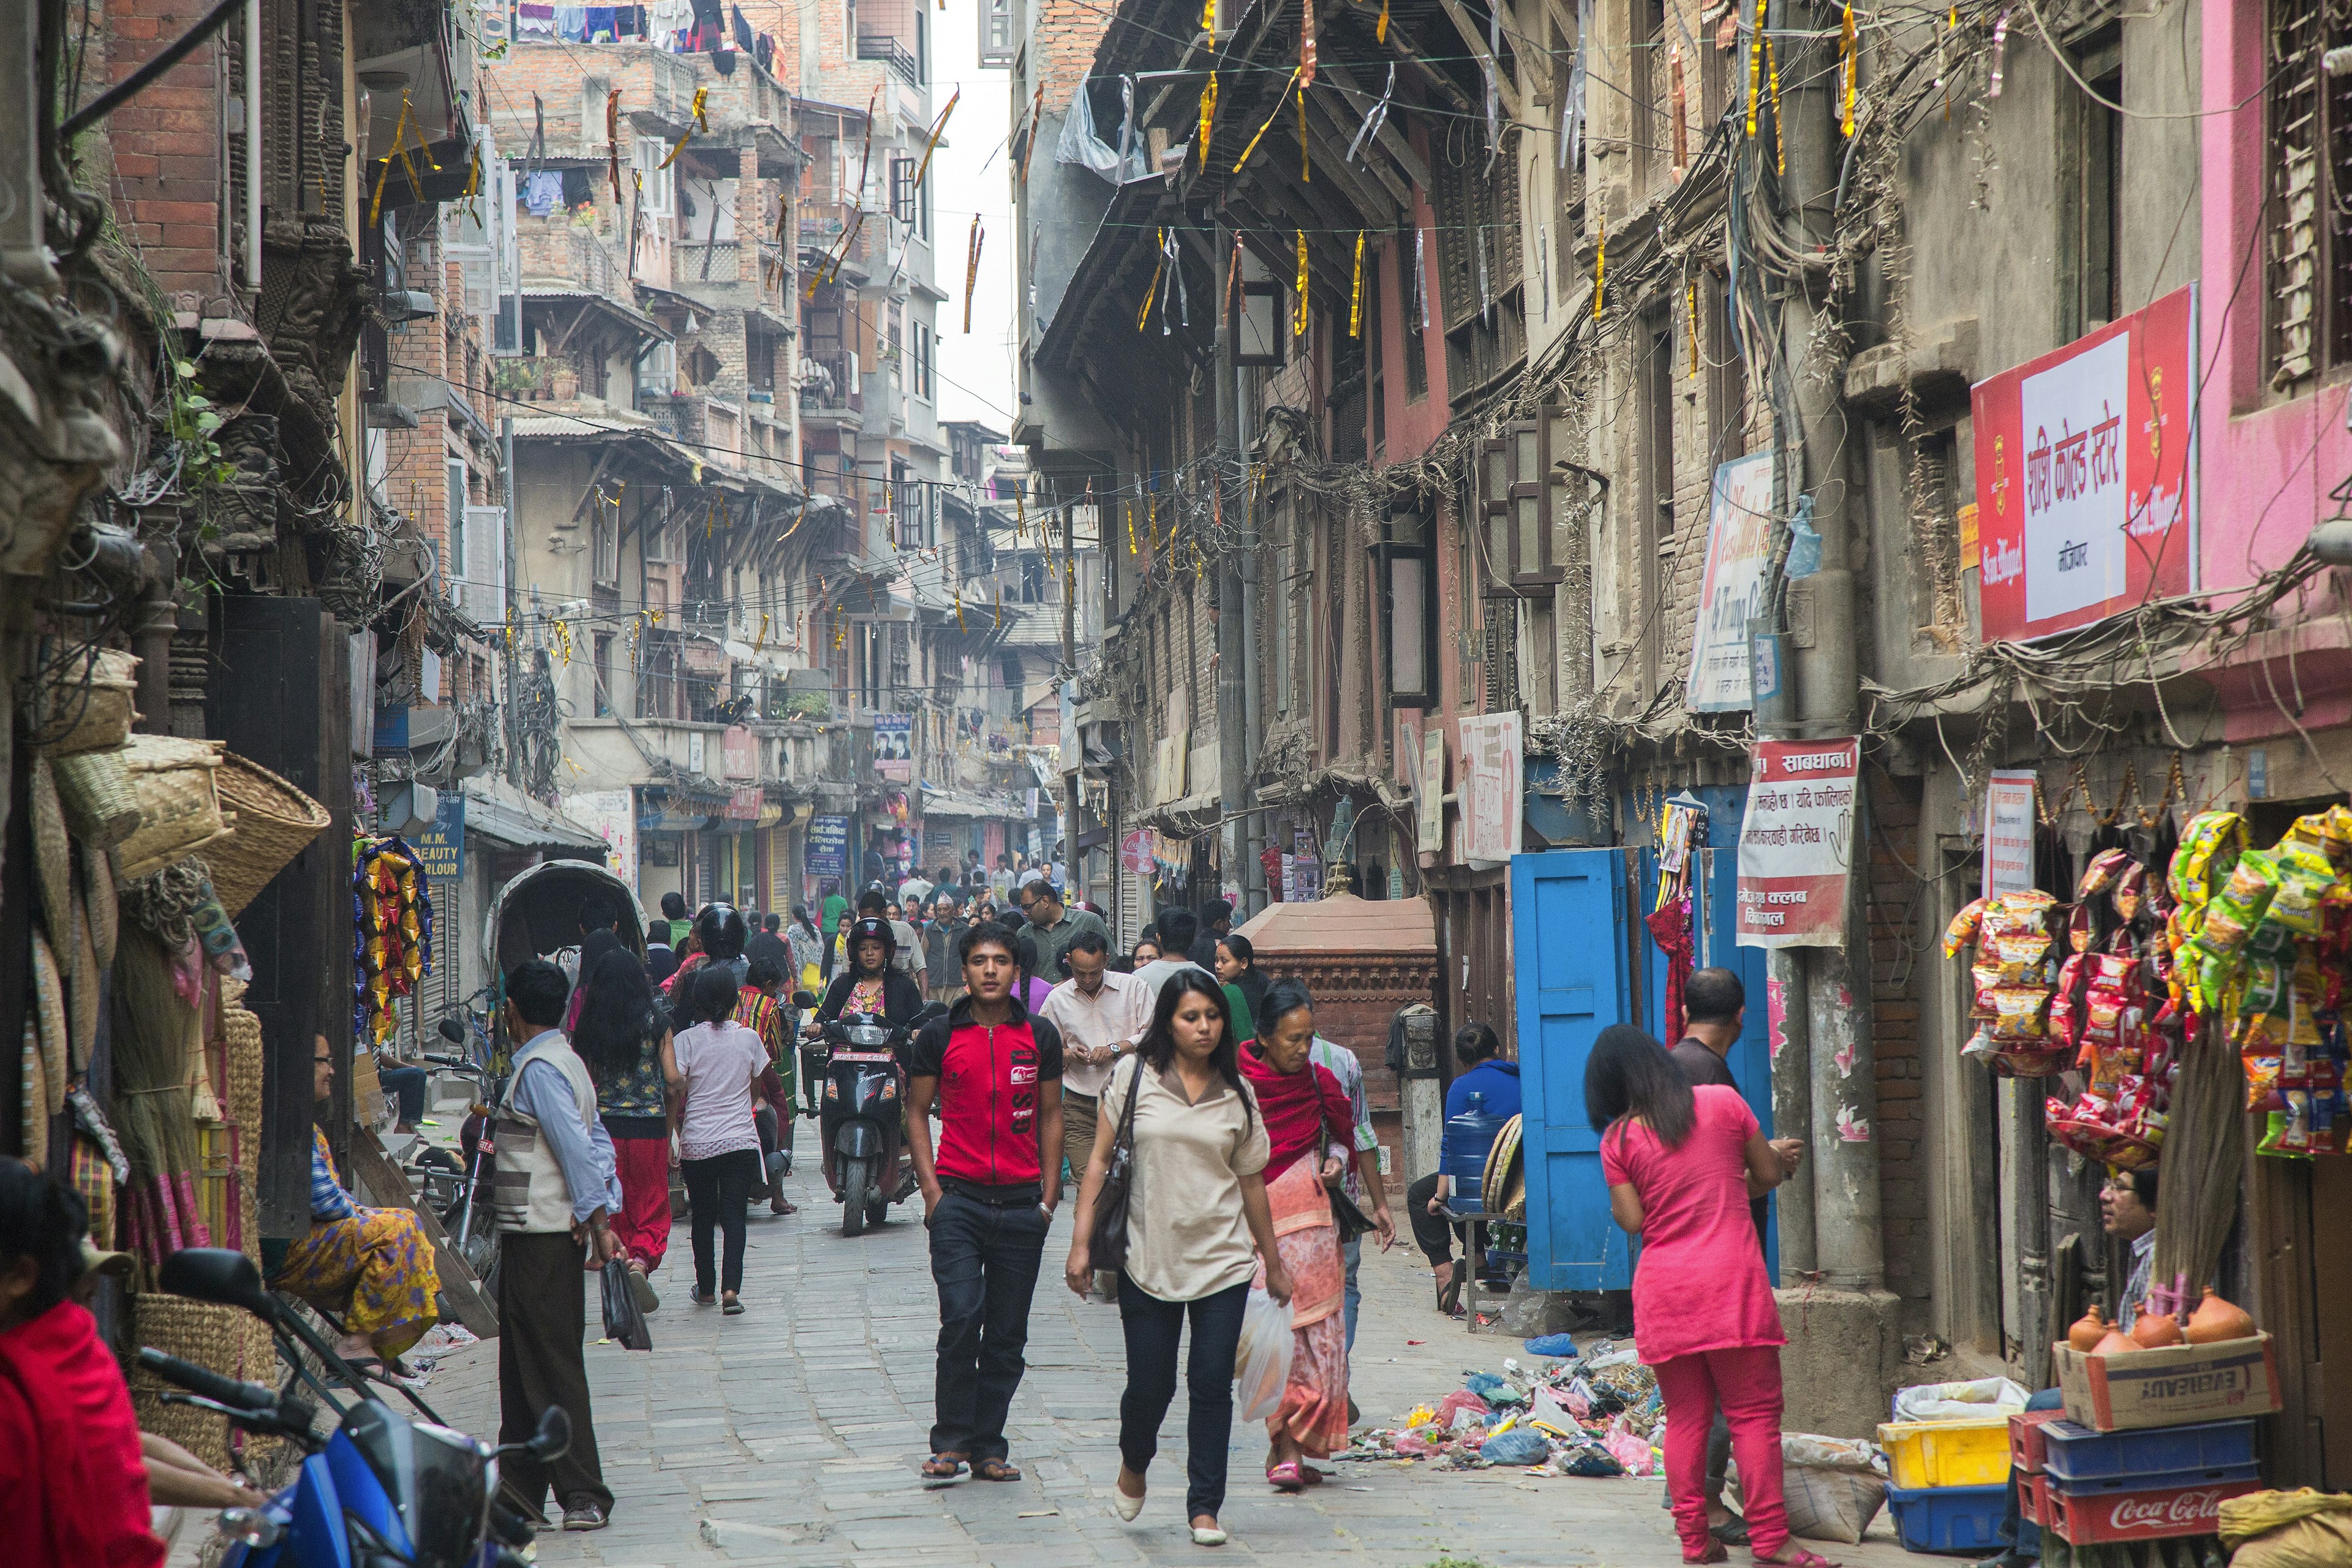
left=2048, top=1479, right=2260, bottom=1545
left=2010, top=1408, right=2068, bottom=1474
left=2018, top=1471, right=2056, bottom=1528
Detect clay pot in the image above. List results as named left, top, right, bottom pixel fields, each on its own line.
left=2091, top=1327, right=2140, bottom=1357
left=2184, top=1287, right=2255, bottom=1345
left=2129, top=1308, right=2184, bottom=1349
left=2067, top=1305, right=2108, bottom=1353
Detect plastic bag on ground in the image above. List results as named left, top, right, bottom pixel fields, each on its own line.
left=1235, top=1287, right=1292, bottom=1422
left=1434, top=1388, right=1491, bottom=1429
left=1891, top=1376, right=2030, bottom=1422
left=1480, top=1426, right=1551, bottom=1466
left=1524, top=1332, right=1580, bottom=1359
left=1498, top=1273, right=1578, bottom=1337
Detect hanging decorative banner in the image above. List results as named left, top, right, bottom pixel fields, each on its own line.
left=1735, top=739, right=1860, bottom=949
left=1299, top=0, right=1317, bottom=88
left=1199, top=71, right=1217, bottom=167
left=1299, top=77, right=1311, bottom=181
left=963, top=215, right=984, bottom=331
left=1414, top=227, right=1429, bottom=331
left=1561, top=0, right=1590, bottom=171
left=1838, top=2, right=1858, bottom=137
left=1990, top=5, right=2013, bottom=95
left=1592, top=214, right=1605, bottom=316
left=1747, top=0, right=1765, bottom=135
left=1377, top=0, right=1389, bottom=42
left=914, top=88, right=960, bottom=187
left=1234, top=67, right=1302, bottom=172
left=1227, top=230, right=1245, bottom=326
left=1294, top=228, right=1308, bottom=336
left=1139, top=236, right=1166, bottom=331
left=1346, top=64, right=1394, bottom=164
left=1768, top=37, right=1786, bottom=175
left=1349, top=231, right=1365, bottom=337
left=1019, top=85, right=1045, bottom=184
left=1668, top=42, right=1688, bottom=177
left=1482, top=2, right=1500, bottom=170
left=606, top=89, right=623, bottom=203
left=1204, top=0, right=1216, bottom=33
left=660, top=85, right=710, bottom=168
left=1970, top=285, right=2199, bottom=641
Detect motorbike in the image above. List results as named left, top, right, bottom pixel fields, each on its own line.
left=143, top=1247, right=562, bottom=1568
left=794, top=993, right=944, bottom=1236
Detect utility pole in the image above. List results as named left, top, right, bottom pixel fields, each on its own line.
left=1215, top=224, right=1251, bottom=911
left=1762, top=0, right=1895, bottom=1435
left=502, top=415, right=522, bottom=788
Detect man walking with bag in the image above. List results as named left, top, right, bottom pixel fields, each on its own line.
left=494, top=959, right=624, bottom=1531
left=906, top=922, right=1066, bottom=1485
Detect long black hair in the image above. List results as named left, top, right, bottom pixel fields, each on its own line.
left=1584, top=1023, right=1695, bottom=1155
left=1257, top=977, right=1316, bottom=1042
left=1135, top=968, right=1253, bottom=1129
left=573, top=946, right=658, bottom=1082
left=0, top=1158, right=89, bottom=1321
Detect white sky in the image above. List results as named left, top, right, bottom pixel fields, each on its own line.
left=925, top=4, right=1019, bottom=431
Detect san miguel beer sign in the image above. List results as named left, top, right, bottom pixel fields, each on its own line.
left=1971, top=285, right=2198, bottom=642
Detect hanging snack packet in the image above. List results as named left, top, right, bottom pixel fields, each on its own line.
left=2168, top=811, right=2247, bottom=907
left=2261, top=844, right=2336, bottom=939
left=2078, top=848, right=2132, bottom=900
left=1944, top=897, right=1989, bottom=959
left=2195, top=850, right=2280, bottom=957
left=2112, top=861, right=2147, bottom=922
left=2242, top=956, right=2290, bottom=1019
left=1987, top=986, right=2051, bottom=1041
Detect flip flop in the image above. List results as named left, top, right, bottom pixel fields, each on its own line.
left=974, top=1458, right=1022, bottom=1482
left=1711, top=1517, right=1753, bottom=1545
left=1265, top=1463, right=1305, bottom=1492
left=921, top=1453, right=968, bottom=1488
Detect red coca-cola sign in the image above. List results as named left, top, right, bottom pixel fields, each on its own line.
left=2109, top=1489, right=2227, bottom=1532
left=2056, top=1481, right=2256, bottom=1545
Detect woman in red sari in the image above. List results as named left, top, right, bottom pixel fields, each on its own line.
left=1239, top=980, right=1396, bottom=1490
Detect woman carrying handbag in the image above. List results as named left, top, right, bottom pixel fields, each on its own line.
left=1065, top=970, right=1289, bottom=1548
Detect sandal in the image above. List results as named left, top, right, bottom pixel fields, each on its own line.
left=921, top=1453, right=968, bottom=1487
left=1754, top=1553, right=1838, bottom=1568
left=1683, top=1544, right=1728, bottom=1566
left=1436, top=1270, right=1463, bottom=1317
left=1265, top=1462, right=1305, bottom=1493
left=1711, top=1517, right=1753, bottom=1546
left=973, top=1458, right=1022, bottom=1482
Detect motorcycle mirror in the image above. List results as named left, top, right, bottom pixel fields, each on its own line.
left=791, top=990, right=818, bottom=1010
left=438, top=1015, right=467, bottom=1044
left=157, top=1248, right=276, bottom=1319
left=913, top=1001, right=948, bottom=1025
left=530, top=1404, right=572, bottom=1462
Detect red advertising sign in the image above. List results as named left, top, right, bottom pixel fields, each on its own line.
left=1971, top=285, right=2198, bottom=642
left=1735, top=739, right=1859, bottom=949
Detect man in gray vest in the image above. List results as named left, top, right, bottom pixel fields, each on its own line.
left=494, top=958, right=623, bottom=1531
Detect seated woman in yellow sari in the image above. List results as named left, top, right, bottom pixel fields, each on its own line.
left=1238, top=981, right=1396, bottom=1489
left=269, top=1038, right=440, bottom=1373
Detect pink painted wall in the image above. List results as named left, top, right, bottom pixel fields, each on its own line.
left=2199, top=0, right=2352, bottom=592
left=1373, top=123, right=1453, bottom=463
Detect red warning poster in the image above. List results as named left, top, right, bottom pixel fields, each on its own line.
left=1735, top=739, right=1860, bottom=949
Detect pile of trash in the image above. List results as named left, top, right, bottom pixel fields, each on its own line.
left=1336, top=1335, right=1665, bottom=1477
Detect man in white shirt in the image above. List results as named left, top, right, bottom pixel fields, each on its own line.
left=1038, top=929, right=1147, bottom=1299
left=900, top=869, right=935, bottom=909
left=1126, top=907, right=1216, bottom=1012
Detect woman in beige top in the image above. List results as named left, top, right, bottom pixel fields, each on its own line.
left=1065, top=969, right=1290, bottom=1548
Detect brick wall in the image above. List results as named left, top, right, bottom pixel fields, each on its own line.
left=100, top=0, right=231, bottom=306
left=1023, top=0, right=1111, bottom=113
left=1866, top=767, right=1931, bottom=1305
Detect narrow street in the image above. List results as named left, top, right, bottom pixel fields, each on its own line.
left=421, top=1164, right=1920, bottom=1568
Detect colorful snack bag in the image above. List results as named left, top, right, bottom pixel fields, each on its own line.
left=2078, top=848, right=2133, bottom=900
left=2169, top=811, right=2248, bottom=907
left=2195, top=850, right=2280, bottom=957
left=2261, top=844, right=2337, bottom=939
left=1943, top=897, right=1989, bottom=959
left=2112, top=861, right=2147, bottom=922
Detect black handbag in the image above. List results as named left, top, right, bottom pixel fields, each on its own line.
left=1088, top=1060, right=1145, bottom=1273
left=1319, top=1104, right=1377, bottom=1242
left=598, top=1257, right=653, bottom=1351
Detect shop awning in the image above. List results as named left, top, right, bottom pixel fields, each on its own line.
left=918, top=785, right=1025, bottom=820
left=462, top=779, right=612, bottom=853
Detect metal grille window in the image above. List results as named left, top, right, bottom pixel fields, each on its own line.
left=1483, top=597, right=1520, bottom=711
left=2267, top=0, right=2352, bottom=388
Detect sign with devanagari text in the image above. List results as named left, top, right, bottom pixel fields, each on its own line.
left=1735, top=739, right=1859, bottom=949
left=1971, top=285, right=2198, bottom=642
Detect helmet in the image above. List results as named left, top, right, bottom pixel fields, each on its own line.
left=694, top=902, right=748, bottom=962
left=846, top=916, right=896, bottom=963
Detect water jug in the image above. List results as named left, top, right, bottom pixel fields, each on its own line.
left=1441, top=1091, right=1508, bottom=1210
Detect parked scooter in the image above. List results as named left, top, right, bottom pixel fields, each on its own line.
left=142, top=1247, right=562, bottom=1568
left=793, top=992, right=944, bottom=1235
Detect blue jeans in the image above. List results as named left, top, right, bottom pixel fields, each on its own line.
left=1341, top=1235, right=1362, bottom=1351
left=379, top=1065, right=428, bottom=1126
left=927, top=1189, right=1050, bottom=1464
left=1996, top=1387, right=2065, bottom=1558
left=1117, top=1276, right=1247, bottom=1521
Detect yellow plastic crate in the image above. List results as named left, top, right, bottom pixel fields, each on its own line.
left=1875, top=1417, right=2015, bottom=1490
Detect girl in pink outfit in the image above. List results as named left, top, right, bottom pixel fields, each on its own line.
left=1586, top=1025, right=1830, bottom=1568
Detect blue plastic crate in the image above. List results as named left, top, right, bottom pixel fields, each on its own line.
left=2047, top=1460, right=2262, bottom=1498
left=2039, top=1419, right=2257, bottom=1483
left=1884, top=1482, right=2012, bottom=1554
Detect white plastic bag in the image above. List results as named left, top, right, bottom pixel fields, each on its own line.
left=1891, top=1377, right=2030, bottom=1423
left=1235, top=1287, right=1294, bottom=1423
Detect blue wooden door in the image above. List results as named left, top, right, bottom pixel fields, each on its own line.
left=1512, top=848, right=1635, bottom=1290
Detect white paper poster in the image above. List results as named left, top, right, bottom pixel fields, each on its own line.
left=1734, top=739, right=1859, bottom=949
left=1982, top=769, right=2038, bottom=896
left=1457, top=712, right=1523, bottom=866
left=564, top=789, right=639, bottom=892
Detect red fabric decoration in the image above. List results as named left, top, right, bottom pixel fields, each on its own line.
left=1645, top=898, right=1695, bottom=1044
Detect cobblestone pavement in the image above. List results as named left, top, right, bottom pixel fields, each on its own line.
left=417, top=1163, right=1923, bottom=1568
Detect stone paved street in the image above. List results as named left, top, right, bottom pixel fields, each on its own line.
left=417, top=1163, right=1924, bottom=1568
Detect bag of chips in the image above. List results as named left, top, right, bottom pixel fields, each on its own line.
left=2195, top=850, right=2281, bottom=957
left=1986, top=986, right=2051, bottom=1041
left=2078, top=848, right=2132, bottom=900
left=1943, top=897, right=1989, bottom=959
left=2261, top=844, right=2337, bottom=939
left=2112, top=861, right=2148, bottom=922
left=2169, top=811, right=2248, bottom=907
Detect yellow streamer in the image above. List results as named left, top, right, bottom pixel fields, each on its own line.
left=1204, top=0, right=1216, bottom=32
left=1747, top=0, right=1765, bottom=136
left=1294, top=228, right=1308, bottom=336
left=1299, top=84, right=1310, bottom=181
left=1685, top=270, right=1701, bottom=377
left=1199, top=72, right=1217, bottom=168
left=1349, top=230, right=1365, bottom=338
left=1232, top=66, right=1302, bottom=173
left=660, top=85, right=710, bottom=168
left=1768, top=39, right=1785, bottom=175
left=1377, top=0, right=1388, bottom=42
left=914, top=89, right=960, bottom=187
left=1839, top=2, right=1857, bottom=137
left=1592, top=215, right=1605, bottom=318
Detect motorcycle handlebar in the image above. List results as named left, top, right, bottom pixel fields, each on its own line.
left=138, top=1348, right=277, bottom=1413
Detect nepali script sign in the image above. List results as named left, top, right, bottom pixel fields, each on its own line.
left=1735, top=739, right=1860, bottom=949
left=1687, top=451, right=1776, bottom=711
left=1970, top=285, right=2198, bottom=641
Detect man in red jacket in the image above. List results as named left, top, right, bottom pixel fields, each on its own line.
left=906, top=921, right=1066, bottom=1485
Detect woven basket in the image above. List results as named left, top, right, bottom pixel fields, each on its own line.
left=208, top=752, right=331, bottom=918
left=113, top=736, right=232, bottom=881
left=130, top=1292, right=255, bottom=1472
left=31, top=755, right=71, bottom=952
left=51, top=744, right=142, bottom=848
left=223, top=1003, right=265, bottom=1262
left=81, top=839, right=118, bottom=970
left=34, top=648, right=140, bottom=756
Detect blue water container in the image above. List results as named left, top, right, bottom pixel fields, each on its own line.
left=1441, top=1091, right=1509, bottom=1210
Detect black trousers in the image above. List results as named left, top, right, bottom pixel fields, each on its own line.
left=1117, top=1275, right=1248, bottom=1521
left=927, top=1189, right=1049, bottom=1463
left=682, top=1148, right=761, bottom=1294
left=379, top=1065, right=428, bottom=1126
left=497, top=1230, right=611, bottom=1517
left=1406, top=1172, right=1463, bottom=1266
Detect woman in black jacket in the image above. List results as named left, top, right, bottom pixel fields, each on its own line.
left=812, top=916, right=927, bottom=1027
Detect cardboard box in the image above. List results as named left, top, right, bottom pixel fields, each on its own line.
left=2048, top=1334, right=2280, bottom=1432
left=2046, top=1479, right=2260, bottom=1545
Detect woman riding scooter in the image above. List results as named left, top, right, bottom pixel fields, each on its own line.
left=806, top=918, right=925, bottom=1197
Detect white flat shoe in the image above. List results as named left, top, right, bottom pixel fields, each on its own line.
left=1191, top=1524, right=1227, bottom=1546
left=1113, top=1485, right=1144, bottom=1521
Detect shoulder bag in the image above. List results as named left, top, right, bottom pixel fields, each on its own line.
left=1088, top=1057, right=1146, bottom=1273
left=1319, top=1101, right=1377, bottom=1242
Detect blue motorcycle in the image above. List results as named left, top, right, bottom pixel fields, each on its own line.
left=143, top=1248, right=562, bottom=1568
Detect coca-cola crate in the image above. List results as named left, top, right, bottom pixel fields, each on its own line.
left=2018, top=1471, right=2057, bottom=1528
left=2011, top=1408, right=2069, bottom=1474
left=2047, top=1476, right=2261, bottom=1545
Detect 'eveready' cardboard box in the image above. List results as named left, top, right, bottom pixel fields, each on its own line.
left=2048, top=1334, right=2280, bottom=1432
